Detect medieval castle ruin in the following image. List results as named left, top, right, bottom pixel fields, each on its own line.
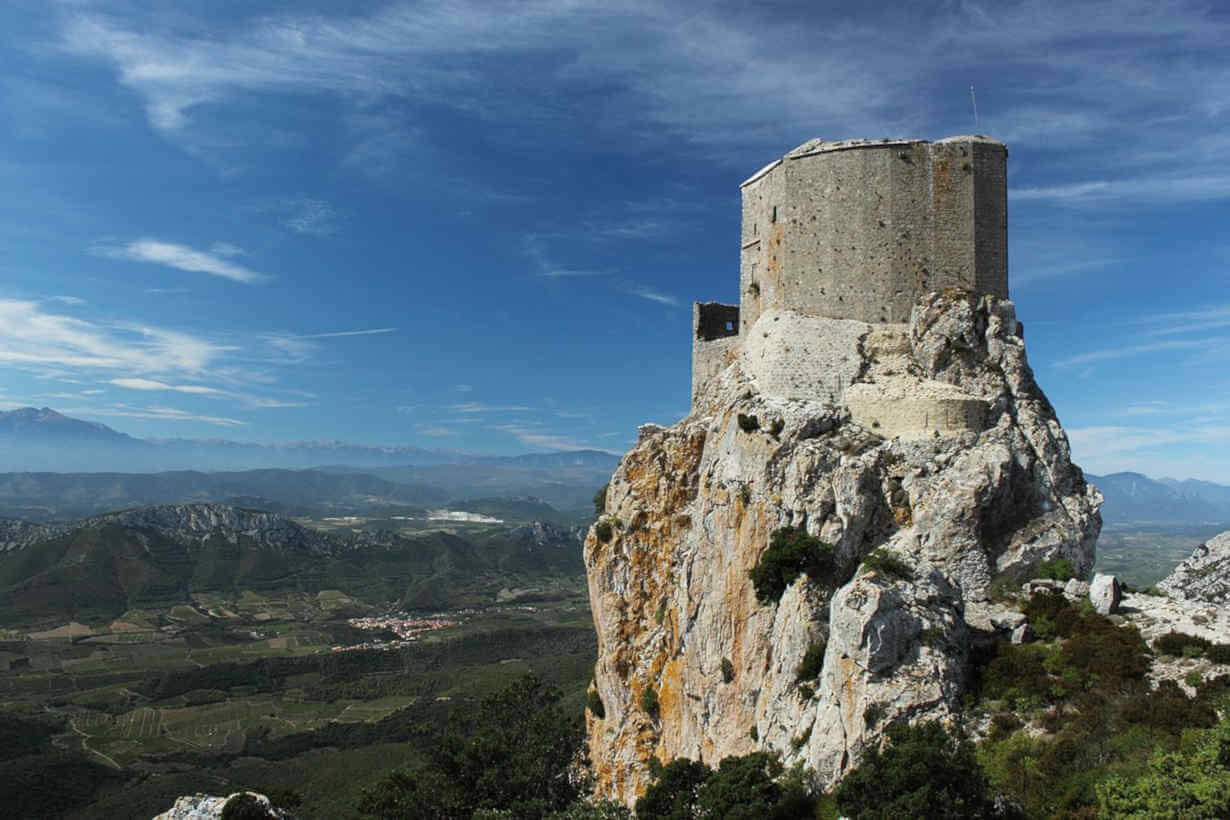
left=691, top=135, right=1009, bottom=439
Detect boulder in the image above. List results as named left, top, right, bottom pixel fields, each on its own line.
left=1089, top=573, right=1121, bottom=615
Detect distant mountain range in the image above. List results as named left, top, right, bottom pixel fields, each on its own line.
left=0, top=406, right=619, bottom=474
left=1087, top=471, right=1230, bottom=526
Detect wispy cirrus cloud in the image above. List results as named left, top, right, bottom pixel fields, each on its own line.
left=110, top=377, right=226, bottom=396
left=450, top=402, right=533, bottom=413
left=57, top=0, right=1230, bottom=215
left=97, top=238, right=271, bottom=284
left=298, top=327, right=397, bottom=339
left=625, top=283, right=680, bottom=307
left=58, top=403, right=248, bottom=427
left=283, top=199, right=339, bottom=236
left=522, top=234, right=604, bottom=279
left=1053, top=339, right=1208, bottom=369
left=494, top=423, right=615, bottom=453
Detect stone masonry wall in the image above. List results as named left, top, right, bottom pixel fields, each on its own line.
left=738, top=136, right=1007, bottom=329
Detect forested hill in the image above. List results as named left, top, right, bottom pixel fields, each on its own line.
left=0, top=503, right=584, bottom=626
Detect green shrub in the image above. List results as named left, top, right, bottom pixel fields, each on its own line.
left=1154, top=631, right=1212, bottom=658
left=1021, top=590, right=1082, bottom=639
left=1208, top=644, right=1230, bottom=664
left=748, top=527, right=835, bottom=605
left=721, top=658, right=735, bottom=684
left=259, top=787, right=302, bottom=811
left=1039, top=557, right=1075, bottom=582
left=835, top=722, right=999, bottom=819
left=1117, top=679, right=1217, bottom=735
left=641, top=686, right=660, bottom=720
left=737, top=413, right=760, bottom=432
left=795, top=642, right=825, bottom=683
left=593, top=483, right=608, bottom=517
left=739, top=484, right=752, bottom=505
left=221, top=794, right=272, bottom=820
left=588, top=688, right=605, bottom=719
left=769, top=418, right=785, bottom=438
left=1097, top=719, right=1230, bottom=818
left=860, top=548, right=913, bottom=582
left=986, top=574, right=1021, bottom=604
left=594, top=520, right=613, bottom=543
left=545, top=800, right=631, bottom=819
left=863, top=702, right=886, bottom=728
left=979, top=642, right=1054, bottom=705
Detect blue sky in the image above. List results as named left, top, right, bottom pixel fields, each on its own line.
left=1, top=0, right=1228, bottom=480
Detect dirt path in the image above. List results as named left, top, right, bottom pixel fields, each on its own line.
left=67, top=716, right=123, bottom=771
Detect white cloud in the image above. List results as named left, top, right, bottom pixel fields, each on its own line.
left=100, top=238, right=270, bottom=284
left=47, top=295, right=86, bottom=305
left=418, top=426, right=458, bottom=437
left=0, top=298, right=226, bottom=373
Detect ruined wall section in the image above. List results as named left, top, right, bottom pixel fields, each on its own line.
left=738, top=136, right=1007, bottom=328
left=691, top=302, right=740, bottom=407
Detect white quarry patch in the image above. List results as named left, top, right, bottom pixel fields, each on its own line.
left=426, top=509, right=503, bottom=523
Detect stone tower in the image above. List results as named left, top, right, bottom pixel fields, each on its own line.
left=693, top=135, right=1009, bottom=428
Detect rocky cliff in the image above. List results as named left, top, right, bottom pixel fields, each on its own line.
left=1158, top=530, right=1230, bottom=603
left=583, top=292, right=1101, bottom=804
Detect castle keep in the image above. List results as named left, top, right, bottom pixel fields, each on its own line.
left=693, top=135, right=1009, bottom=438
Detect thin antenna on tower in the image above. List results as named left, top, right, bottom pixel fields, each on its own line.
left=970, top=85, right=980, bottom=131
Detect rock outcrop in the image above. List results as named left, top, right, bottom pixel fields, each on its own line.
left=1158, top=530, right=1230, bottom=603
left=153, top=792, right=290, bottom=820
left=584, top=293, right=1101, bottom=804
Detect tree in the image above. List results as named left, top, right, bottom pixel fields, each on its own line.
left=358, top=675, right=583, bottom=819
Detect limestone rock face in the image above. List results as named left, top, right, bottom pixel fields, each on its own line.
left=584, top=293, right=1101, bottom=805
left=1158, top=530, right=1230, bottom=603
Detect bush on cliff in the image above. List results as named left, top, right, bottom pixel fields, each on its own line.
left=749, top=527, right=834, bottom=605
